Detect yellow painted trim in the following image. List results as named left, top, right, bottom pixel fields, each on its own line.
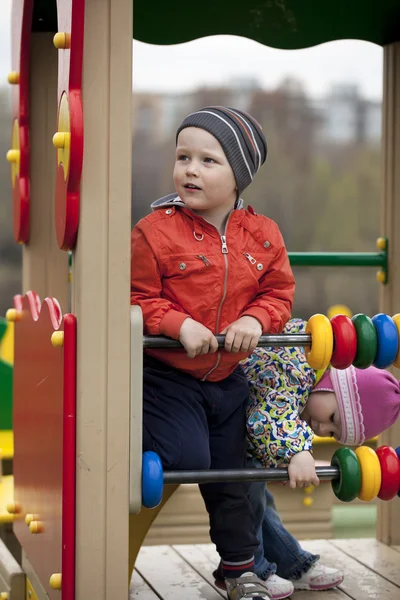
left=26, top=579, right=39, bottom=600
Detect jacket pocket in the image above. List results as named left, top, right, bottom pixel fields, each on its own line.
left=241, top=252, right=272, bottom=280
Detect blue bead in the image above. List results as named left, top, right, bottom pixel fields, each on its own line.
left=372, top=314, right=399, bottom=369
left=142, top=451, right=164, bottom=508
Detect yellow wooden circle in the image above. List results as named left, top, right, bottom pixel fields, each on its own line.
left=0, top=592, right=8, bottom=599
left=8, top=120, right=20, bottom=188
left=54, top=93, right=71, bottom=181
left=305, top=314, right=333, bottom=370
left=355, top=446, right=381, bottom=502
left=49, top=574, right=62, bottom=590
left=392, top=313, right=400, bottom=368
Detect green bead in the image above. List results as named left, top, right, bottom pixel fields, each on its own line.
left=331, top=447, right=361, bottom=502
left=351, top=313, right=377, bottom=369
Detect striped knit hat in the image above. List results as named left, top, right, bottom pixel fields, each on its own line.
left=176, top=106, right=268, bottom=196
left=313, top=365, right=400, bottom=446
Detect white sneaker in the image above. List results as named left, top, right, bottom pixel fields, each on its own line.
left=291, top=562, right=344, bottom=591
left=225, top=572, right=272, bottom=600
left=263, top=574, right=294, bottom=599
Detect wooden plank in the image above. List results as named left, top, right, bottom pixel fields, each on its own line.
left=190, top=544, right=349, bottom=599
left=173, top=544, right=225, bottom=597
left=135, top=545, right=222, bottom=600
left=301, top=539, right=400, bottom=599
left=129, top=571, right=160, bottom=600
left=331, top=539, right=400, bottom=587
left=378, top=41, right=400, bottom=545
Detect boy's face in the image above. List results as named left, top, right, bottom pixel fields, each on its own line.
left=301, top=391, right=342, bottom=440
left=174, top=127, right=237, bottom=219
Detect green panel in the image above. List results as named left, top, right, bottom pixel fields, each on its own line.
left=0, top=319, right=7, bottom=344
left=32, top=1, right=400, bottom=48
left=0, top=360, right=13, bottom=430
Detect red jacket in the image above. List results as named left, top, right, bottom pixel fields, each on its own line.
left=131, top=198, right=295, bottom=381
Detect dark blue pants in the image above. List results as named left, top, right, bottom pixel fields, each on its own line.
left=142, top=355, right=259, bottom=562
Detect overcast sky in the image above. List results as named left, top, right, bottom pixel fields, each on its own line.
left=0, top=0, right=383, bottom=99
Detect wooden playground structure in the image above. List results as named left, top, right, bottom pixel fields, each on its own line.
left=1, top=1, right=400, bottom=598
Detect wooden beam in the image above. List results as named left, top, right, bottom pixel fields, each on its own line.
left=377, top=42, right=400, bottom=546
left=72, top=0, right=132, bottom=597
left=22, top=33, right=69, bottom=312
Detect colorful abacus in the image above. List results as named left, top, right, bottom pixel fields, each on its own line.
left=306, top=312, right=400, bottom=370
left=331, top=445, right=400, bottom=502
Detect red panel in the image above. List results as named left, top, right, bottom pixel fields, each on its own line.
left=10, top=0, right=33, bottom=243
left=13, top=293, right=76, bottom=600
left=62, top=313, right=77, bottom=600
left=55, top=0, right=85, bottom=250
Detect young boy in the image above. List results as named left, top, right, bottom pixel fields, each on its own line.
left=213, top=318, right=400, bottom=599
left=131, top=106, right=295, bottom=600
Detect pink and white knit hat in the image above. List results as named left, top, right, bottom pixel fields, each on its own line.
left=312, top=366, right=400, bottom=445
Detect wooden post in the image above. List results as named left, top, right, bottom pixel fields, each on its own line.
left=377, top=42, right=400, bottom=546
left=22, top=33, right=69, bottom=312
left=72, top=0, right=132, bottom=597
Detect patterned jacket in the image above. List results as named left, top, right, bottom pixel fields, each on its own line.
left=244, top=319, right=320, bottom=467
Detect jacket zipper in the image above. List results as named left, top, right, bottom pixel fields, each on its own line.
left=243, top=252, right=256, bottom=264
left=202, top=214, right=232, bottom=381
left=197, top=255, right=212, bottom=266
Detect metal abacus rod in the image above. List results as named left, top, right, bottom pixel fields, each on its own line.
left=163, top=466, right=339, bottom=485
left=143, top=334, right=312, bottom=349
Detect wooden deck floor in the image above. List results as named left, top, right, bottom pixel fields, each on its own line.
left=130, top=539, right=400, bottom=599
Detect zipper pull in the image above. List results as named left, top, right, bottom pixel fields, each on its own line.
left=197, top=255, right=212, bottom=267
left=244, top=252, right=256, bottom=264
left=221, top=236, right=228, bottom=254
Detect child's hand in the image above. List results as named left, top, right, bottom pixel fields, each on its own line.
left=287, top=451, right=319, bottom=489
left=179, top=318, right=219, bottom=358
left=220, top=316, right=262, bottom=353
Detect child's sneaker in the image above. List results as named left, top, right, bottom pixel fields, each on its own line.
left=291, top=562, right=344, bottom=590
left=225, top=572, right=272, bottom=600
left=214, top=568, right=293, bottom=600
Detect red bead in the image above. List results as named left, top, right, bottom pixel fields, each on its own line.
left=376, top=446, right=400, bottom=501
left=330, top=315, right=357, bottom=370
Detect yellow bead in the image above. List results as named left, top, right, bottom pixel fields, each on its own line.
left=6, top=502, right=22, bottom=515
left=355, top=446, right=381, bottom=502
left=52, top=132, right=67, bottom=149
left=327, top=304, right=353, bottom=319
left=51, top=331, right=64, bottom=348
left=25, top=514, right=40, bottom=526
left=6, top=150, right=20, bottom=164
left=53, top=32, right=70, bottom=49
left=303, top=497, right=314, bottom=507
left=304, top=485, right=314, bottom=494
left=376, top=270, right=386, bottom=284
left=5, top=308, right=20, bottom=323
left=49, top=574, right=62, bottom=590
left=7, top=71, right=19, bottom=85
left=0, top=592, right=9, bottom=599
left=376, top=237, right=387, bottom=251
left=30, top=521, right=44, bottom=534
left=392, top=314, right=400, bottom=369
left=305, top=314, right=333, bottom=370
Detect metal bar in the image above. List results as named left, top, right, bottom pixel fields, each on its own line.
left=288, top=251, right=386, bottom=268
left=163, top=466, right=339, bottom=485
left=143, top=334, right=312, bottom=349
